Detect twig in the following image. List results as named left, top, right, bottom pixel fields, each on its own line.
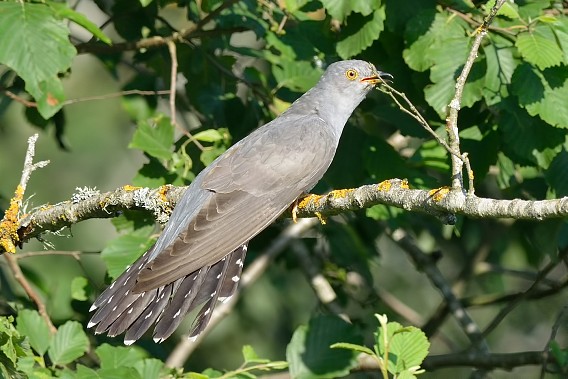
left=4, top=90, right=37, bottom=107
left=540, top=305, right=568, bottom=379
left=165, top=218, right=318, bottom=368
left=167, top=40, right=178, bottom=128
left=62, top=90, right=171, bottom=106
left=480, top=248, right=568, bottom=343
left=290, top=240, right=349, bottom=322
left=75, top=0, right=242, bottom=55
left=0, top=134, right=55, bottom=333
left=355, top=350, right=555, bottom=372
left=445, top=0, right=506, bottom=192
left=3, top=254, right=57, bottom=334
left=386, top=227, right=489, bottom=354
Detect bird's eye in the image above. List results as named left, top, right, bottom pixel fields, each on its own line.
left=345, top=69, right=358, bottom=80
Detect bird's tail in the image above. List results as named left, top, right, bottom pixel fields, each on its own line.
left=88, top=244, right=247, bottom=344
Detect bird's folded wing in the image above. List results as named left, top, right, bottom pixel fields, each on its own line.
left=134, top=116, right=336, bottom=291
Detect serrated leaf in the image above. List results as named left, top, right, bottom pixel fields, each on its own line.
left=16, top=310, right=52, bottom=356
left=48, top=321, right=89, bottom=366
left=0, top=2, right=75, bottom=118
left=287, top=315, right=361, bottom=379
left=320, top=0, right=378, bottom=22
left=129, top=118, right=174, bottom=161
left=516, top=27, right=564, bottom=70
left=96, top=344, right=146, bottom=370
left=336, top=8, right=385, bottom=59
left=525, top=82, right=568, bottom=129
left=273, top=60, right=322, bottom=92
left=50, top=4, right=112, bottom=44
left=376, top=322, right=429, bottom=375
left=100, top=226, right=155, bottom=279
left=545, top=150, right=568, bottom=197
left=483, top=39, right=517, bottom=105
left=193, top=129, right=224, bottom=143
left=403, top=10, right=439, bottom=72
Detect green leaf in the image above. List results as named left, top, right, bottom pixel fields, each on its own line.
left=129, top=117, right=175, bottom=161
left=545, top=150, right=568, bottom=197
left=0, top=2, right=76, bottom=118
left=482, top=39, right=517, bottom=105
left=516, top=27, right=564, bottom=70
left=0, top=315, right=31, bottom=379
left=320, top=0, right=378, bottom=22
left=287, top=315, right=362, bottom=379
left=376, top=322, right=429, bottom=375
left=101, top=226, right=155, bottom=279
left=48, top=321, right=89, bottom=366
left=242, top=345, right=262, bottom=363
left=336, top=8, right=385, bottom=59
left=50, top=4, right=112, bottom=44
left=511, top=63, right=568, bottom=128
left=70, top=276, right=89, bottom=301
left=16, top=310, right=52, bottom=355
left=96, top=344, right=146, bottom=370
left=330, top=342, right=376, bottom=356
left=403, top=10, right=438, bottom=72
left=193, top=129, right=225, bottom=143
left=133, top=358, right=164, bottom=379
left=273, top=60, right=322, bottom=92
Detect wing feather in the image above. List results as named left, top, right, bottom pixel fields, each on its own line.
left=134, top=116, right=336, bottom=292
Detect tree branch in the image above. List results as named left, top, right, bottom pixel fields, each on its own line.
left=4, top=179, right=568, bottom=254
left=0, top=134, right=55, bottom=333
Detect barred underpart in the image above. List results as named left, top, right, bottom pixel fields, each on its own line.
left=88, top=244, right=247, bottom=344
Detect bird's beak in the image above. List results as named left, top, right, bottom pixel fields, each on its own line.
left=361, top=71, right=393, bottom=85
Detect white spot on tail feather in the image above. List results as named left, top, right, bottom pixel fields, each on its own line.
left=144, top=311, right=153, bottom=319
left=89, top=304, right=97, bottom=312
left=232, top=275, right=240, bottom=282
left=184, top=290, right=192, bottom=298
left=87, top=321, right=97, bottom=328
left=109, top=282, right=115, bottom=289
left=204, top=308, right=211, bottom=316
left=173, top=309, right=181, bottom=319
left=124, top=339, right=135, bottom=345
left=210, top=291, right=216, bottom=298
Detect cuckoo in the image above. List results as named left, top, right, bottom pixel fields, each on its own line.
left=88, top=59, right=389, bottom=344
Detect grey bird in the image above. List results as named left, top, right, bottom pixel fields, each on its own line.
left=88, top=59, right=389, bottom=344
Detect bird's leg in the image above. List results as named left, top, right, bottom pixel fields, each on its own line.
left=291, top=192, right=310, bottom=223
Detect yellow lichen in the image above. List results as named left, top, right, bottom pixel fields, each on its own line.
left=400, top=179, right=410, bottom=189
left=377, top=180, right=392, bottom=191
left=123, top=185, right=142, bottom=192
left=329, top=188, right=355, bottom=199
left=158, top=185, right=170, bottom=203
left=0, top=185, right=25, bottom=254
left=428, top=187, right=450, bottom=202
left=298, top=194, right=322, bottom=209
left=315, top=212, right=327, bottom=225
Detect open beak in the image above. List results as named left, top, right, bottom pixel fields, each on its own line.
left=361, top=71, right=393, bottom=85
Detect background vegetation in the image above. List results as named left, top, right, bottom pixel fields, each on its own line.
left=1, top=0, right=568, bottom=378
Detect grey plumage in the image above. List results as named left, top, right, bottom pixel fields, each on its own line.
left=88, top=60, right=387, bottom=344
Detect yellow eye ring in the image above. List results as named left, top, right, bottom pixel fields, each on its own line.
left=345, top=69, right=358, bottom=80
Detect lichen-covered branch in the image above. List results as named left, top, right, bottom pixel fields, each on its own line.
left=4, top=179, right=568, bottom=254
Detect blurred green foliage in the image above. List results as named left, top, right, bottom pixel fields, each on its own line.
left=1, top=0, right=568, bottom=378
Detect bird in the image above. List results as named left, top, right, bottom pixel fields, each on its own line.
left=88, top=59, right=389, bottom=345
